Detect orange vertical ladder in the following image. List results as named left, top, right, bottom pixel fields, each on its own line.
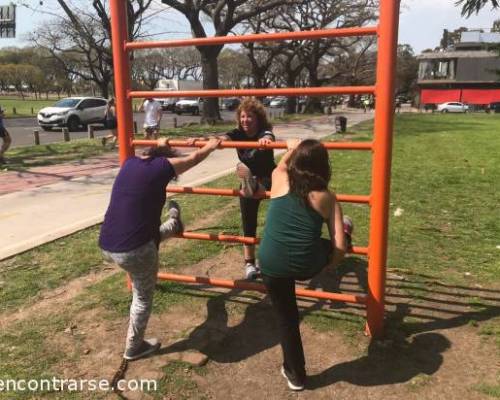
left=109, top=0, right=401, bottom=338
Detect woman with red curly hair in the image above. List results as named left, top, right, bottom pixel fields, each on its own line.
left=219, top=97, right=276, bottom=279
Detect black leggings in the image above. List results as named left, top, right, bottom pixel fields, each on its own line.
left=262, top=275, right=306, bottom=383
left=239, top=177, right=271, bottom=238
left=240, top=196, right=261, bottom=237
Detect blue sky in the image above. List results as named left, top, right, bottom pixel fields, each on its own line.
left=1, top=0, right=498, bottom=53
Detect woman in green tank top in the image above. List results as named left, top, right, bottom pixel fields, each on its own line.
left=258, top=139, right=352, bottom=391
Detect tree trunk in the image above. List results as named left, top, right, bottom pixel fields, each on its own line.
left=99, top=82, right=109, bottom=99
left=200, top=47, right=222, bottom=124
left=285, top=74, right=297, bottom=114
left=304, top=68, right=323, bottom=113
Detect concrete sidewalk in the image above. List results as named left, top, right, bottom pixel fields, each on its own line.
left=0, top=112, right=372, bottom=260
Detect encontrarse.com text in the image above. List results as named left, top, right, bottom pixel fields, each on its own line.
left=0, top=378, right=157, bottom=392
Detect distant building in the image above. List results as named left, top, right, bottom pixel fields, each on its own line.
left=417, top=31, right=500, bottom=106
left=155, top=78, right=202, bottom=92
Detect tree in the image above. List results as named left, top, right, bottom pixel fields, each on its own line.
left=395, top=44, right=418, bottom=98
left=240, top=0, right=376, bottom=113
left=492, top=19, right=500, bottom=32
left=439, top=27, right=468, bottom=50
left=455, top=0, right=499, bottom=17
left=131, top=48, right=202, bottom=89
left=27, top=1, right=154, bottom=97
left=160, top=0, right=296, bottom=123
left=218, top=48, right=252, bottom=89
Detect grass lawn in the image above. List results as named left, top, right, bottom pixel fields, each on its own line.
left=0, top=113, right=499, bottom=399
left=0, top=97, right=57, bottom=118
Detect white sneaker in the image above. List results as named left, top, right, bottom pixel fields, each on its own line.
left=160, top=201, right=184, bottom=240
left=244, top=262, right=259, bottom=280
left=236, top=163, right=259, bottom=198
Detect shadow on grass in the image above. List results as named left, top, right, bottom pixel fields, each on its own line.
left=154, top=255, right=500, bottom=389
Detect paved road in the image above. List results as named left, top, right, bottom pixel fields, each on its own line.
left=5, top=108, right=285, bottom=148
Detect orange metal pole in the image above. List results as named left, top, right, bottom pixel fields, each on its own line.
left=126, top=26, right=378, bottom=50
left=157, top=272, right=367, bottom=304
left=130, top=86, right=375, bottom=99
left=366, top=0, right=401, bottom=338
left=166, top=186, right=371, bottom=204
left=132, top=139, right=373, bottom=151
left=177, top=232, right=259, bottom=245
left=110, top=0, right=134, bottom=164
left=175, top=231, right=369, bottom=256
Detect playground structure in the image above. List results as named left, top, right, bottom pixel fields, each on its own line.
left=109, top=0, right=401, bottom=338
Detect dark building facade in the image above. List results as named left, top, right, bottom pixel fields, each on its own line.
left=417, top=31, right=500, bottom=105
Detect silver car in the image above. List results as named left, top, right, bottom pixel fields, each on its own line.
left=437, top=102, right=469, bottom=113
left=38, top=97, right=108, bottom=131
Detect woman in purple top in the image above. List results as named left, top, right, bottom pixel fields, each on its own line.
left=99, top=137, right=220, bottom=361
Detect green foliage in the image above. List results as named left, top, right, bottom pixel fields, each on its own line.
left=456, top=0, right=499, bottom=17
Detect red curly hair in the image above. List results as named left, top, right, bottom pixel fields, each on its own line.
left=236, top=97, right=272, bottom=132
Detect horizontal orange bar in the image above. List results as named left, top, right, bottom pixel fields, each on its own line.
left=177, top=232, right=259, bottom=245
left=157, top=272, right=367, bottom=304
left=130, top=86, right=375, bottom=99
left=167, top=186, right=371, bottom=204
left=132, top=139, right=373, bottom=151
left=175, top=231, right=369, bottom=255
left=126, top=26, right=378, bottom=51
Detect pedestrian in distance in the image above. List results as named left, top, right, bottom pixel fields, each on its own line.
left=102, top=98, right=118, bottom=148
left=0, top=105, right=12, bottom=165
left=141, top=97, right=162, bottom=140
left=99, top=136, right=221, bottom=361
left=218, top=97, right=276, bottom=280
left=258, top=138, right=353, bottom=391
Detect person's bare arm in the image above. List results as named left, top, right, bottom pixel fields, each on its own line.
left=276, top=138, right=301, bottom=171
left=167, top=137, right=221, bottom=176
left=325, top=192, right=347, bottom=267
left=269, top=139, right=300, bottom=198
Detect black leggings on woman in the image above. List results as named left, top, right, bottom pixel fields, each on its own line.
left=239, top=177, right=271, bottom=238
left=262, top=275, right=306, bottom=384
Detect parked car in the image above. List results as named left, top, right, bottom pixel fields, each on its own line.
left=269, top=97, right=287, bottom=108
left=437, top=102, right=469, bottom=113
left=155, top=98, right=177, bottom=112
left=174, top=98, right=202, bottom=115
left=261, top=97, right=272, bottom=106
left=486, top=101, right=500, bottom=114
left=221, top=97, right=240, bottom=111
left=37, top=97, right=109, bottom=132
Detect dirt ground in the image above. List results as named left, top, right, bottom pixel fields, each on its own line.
left=4, top=249, right=500, bottom=400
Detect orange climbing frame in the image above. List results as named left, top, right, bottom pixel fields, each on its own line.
left=109, top=0, right=400, bottom=338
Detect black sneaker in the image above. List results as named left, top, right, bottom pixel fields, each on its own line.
left=123, top=338, right=161, bottom=361
left=281, top=366, right=305, bottom=391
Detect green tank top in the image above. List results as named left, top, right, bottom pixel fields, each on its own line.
left=258, top=193, right=332, bottom=278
